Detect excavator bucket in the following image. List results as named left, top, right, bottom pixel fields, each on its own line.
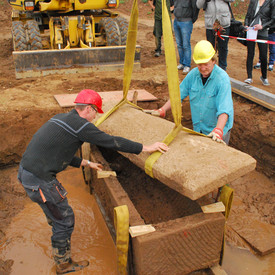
left=12, top=46, right=141, bottom=79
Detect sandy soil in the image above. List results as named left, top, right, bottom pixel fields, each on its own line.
left=0, top=0, right=274, bottom=273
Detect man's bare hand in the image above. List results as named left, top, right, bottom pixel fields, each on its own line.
left=89, top=162, right=103, bottom=171
left=142, top=142, right=169, bottom=153
left=81, top=159, right=103, bottom=171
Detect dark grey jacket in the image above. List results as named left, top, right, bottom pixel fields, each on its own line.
left=20, top=109, right=142, bottom=181
left=174, top=0, right=199, bottom=23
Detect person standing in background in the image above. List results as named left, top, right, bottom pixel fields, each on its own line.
left=244, top=0, right=274, bottom=86
left=174, top=0, right=199, bottom=74
left=254, top=25, right=275, bottom=72
left=196, top=0, right=234, bottom=71
left=149, top=0, right=174, bottom=57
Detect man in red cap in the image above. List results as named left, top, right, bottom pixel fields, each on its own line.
left=18, top=89, right=168, bottom=274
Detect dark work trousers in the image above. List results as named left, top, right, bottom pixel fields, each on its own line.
left=17, top=165, right=75, bottom=251
left=206, top=27, right=230, bottom=71
left=153, top=19, right=163, bottom=53
left=246, top=34, right=268, bottom=79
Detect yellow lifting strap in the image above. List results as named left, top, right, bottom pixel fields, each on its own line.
left=114, top=205, right=130, bottom=275
left=95, top=0, right=139, bottom=127
left=218, top=185, right=234, bottom=265
left=219, top=184, right=234, bottom=220
left=145, top=0, right=205, bottom=177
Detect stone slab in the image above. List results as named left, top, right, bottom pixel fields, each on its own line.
left=54, top=90, right=157, bottom=107
left=230, top=78, right=275, bottom=111
left=228, top=197, right=275, bottom=255
left=97, top=104, right=256, bottom=200
left=132, top=213, right=224, bottom=275
left=89, top=145, right=225, bottom=274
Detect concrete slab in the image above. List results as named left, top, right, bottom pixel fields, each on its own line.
left=97, top=104, right=256, bottom=200
left=54, top=90, right=157, bottom=107
left=230, top=78, right=275, bottom=111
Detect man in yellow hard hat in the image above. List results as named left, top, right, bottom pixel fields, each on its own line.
left=147, top=40, right=234, bottom=145
left=17, top=89, right=169, bottom=274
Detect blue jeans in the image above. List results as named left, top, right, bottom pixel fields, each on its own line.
left=268, top=32, right=275, bottom=65
left=174, top=19, right=193, bottom=67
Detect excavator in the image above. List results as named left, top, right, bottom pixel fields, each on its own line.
left=8, top=0, right=141, bottom=78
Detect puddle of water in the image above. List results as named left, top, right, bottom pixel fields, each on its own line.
left=1, top=167, right=274, bottom=275
left=222, top=242, right=275, bottom=275
left=0, top=168, right=117, bottom=275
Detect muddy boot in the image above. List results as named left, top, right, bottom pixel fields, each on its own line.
left=52, top=239, right=89, bottom=274
left=56, top=258, right=89, bottom=274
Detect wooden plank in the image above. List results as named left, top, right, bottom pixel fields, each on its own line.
left=201, top=202, right=225, bottom=214
left=210, top=265, right=227, bottom=275
left=54, top=89, right=157, bottom=108
left=232, top=87, right=275, bottom=111
left=97, top=104, right=256, bottom=200
left=129, top=225, right=156, bottom=237
left=97, top=170, right=117, bottom=179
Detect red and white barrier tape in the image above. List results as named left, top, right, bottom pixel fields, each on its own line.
left=221, top=34, right=275, bottom=45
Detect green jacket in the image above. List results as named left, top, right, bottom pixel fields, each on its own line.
left=153, top=0, right=173, bottom=20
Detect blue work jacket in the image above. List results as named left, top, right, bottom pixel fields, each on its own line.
left=180, top=64, right=234, bottom=135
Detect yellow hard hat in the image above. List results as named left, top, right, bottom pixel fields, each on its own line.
left=193, top=40, right=216, bottom=64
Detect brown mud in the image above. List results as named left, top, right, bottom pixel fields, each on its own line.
left=0, top=0, right=274, bottom=274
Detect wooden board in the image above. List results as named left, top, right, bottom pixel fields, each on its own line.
left=97, top=104, right=256, bottom=200
left=201, top=202, right=225, bottom=214
left=54, top=90, right=157, bottom=107
left=97, top=170, right=117, bottom=179
left=129, top=225, right=156, bottom=237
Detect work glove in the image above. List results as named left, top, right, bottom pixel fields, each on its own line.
left=143, top=108, right=166, bottom=118
left=207, top=127, right=226, bottom=145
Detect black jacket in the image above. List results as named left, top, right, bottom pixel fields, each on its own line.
left=245, top=0, right=275, bottom=30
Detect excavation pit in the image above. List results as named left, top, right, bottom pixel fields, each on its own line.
left=88, top=145, right=225, bottom=274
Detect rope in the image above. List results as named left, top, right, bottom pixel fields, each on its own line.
left=221, top=34, right=275, bottom=44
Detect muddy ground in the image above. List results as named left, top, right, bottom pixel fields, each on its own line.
left=0, top=0, right=274, bottom=274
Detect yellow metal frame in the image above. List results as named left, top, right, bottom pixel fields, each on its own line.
left=49, top=15, right=96, bottom=49
left=10, top=0, right=118, bottom=12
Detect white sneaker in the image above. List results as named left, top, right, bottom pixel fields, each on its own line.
left=268, top=65, right=273, bottom=71
left=182, top=66, right=190, bottom=75
left=177, top=64, right=184, bottom=70
left=244, top=78, right=253, bottom=84
left=260, top=76, right=270, bottom=86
